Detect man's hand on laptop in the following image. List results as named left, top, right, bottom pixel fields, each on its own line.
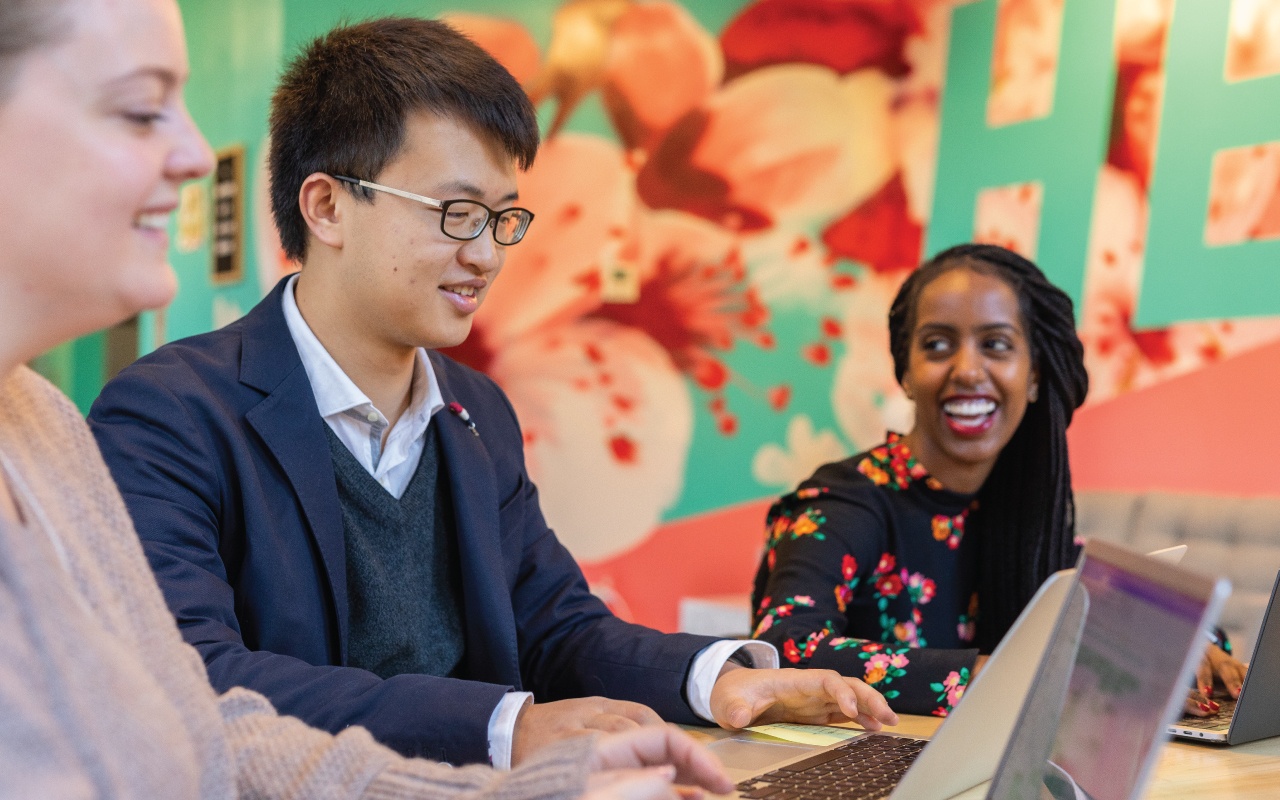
left=583, top=725, right=735, bottom=800
left=513, top=697, right=667, bottom=767
left=707, top=665, right=900, bottom=731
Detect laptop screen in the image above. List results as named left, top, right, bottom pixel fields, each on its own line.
left=988, top=540, right=1228, bottom=800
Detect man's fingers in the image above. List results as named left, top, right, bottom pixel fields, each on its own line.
left=612, top=700, right=666, bottom=727
left=588, top=713, right=646, bottom=734
left=824, top=672, right=897, bottom=729
left=727, top=698, right=760, bottom=729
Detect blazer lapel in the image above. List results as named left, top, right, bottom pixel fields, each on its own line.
left=239, top=280, right=350, bottom=663
left=432, top=358, right=522, bottom=688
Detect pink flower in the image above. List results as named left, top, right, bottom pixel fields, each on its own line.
left=893, top=620, right=918, bottom=646
left=636, top=65, right=896, bottom=231
left=440, top=132, right=778, bottom=562
left=601, top=2, right=722, bottom=153
left=441, top=12, right=542, bottom=85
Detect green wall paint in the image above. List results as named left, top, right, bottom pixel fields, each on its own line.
left=927, top=0, right=1119, bottom=312
left=30, top=335, right=104, bottom=414
left=166, top=0, right=284, bottom=342
left=1141, top=0, right=1280, bottom=326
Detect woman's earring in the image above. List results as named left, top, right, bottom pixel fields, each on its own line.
left=1028, top=383, right=1039, bottom=403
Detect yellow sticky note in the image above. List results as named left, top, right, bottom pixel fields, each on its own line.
left=745, top=723, right=862, bottom=747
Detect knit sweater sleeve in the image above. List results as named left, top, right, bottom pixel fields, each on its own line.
left=218, top=687, right=592, bottom=800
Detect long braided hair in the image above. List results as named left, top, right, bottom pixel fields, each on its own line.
left=888, top=244, right=1089, bottom=652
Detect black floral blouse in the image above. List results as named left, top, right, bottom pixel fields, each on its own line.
left=751, top=433, right=981, bottom=717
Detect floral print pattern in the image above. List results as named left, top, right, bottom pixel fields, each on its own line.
left=752, top=594, right=815, bottom=637
left=929, top=668, right=971, bottom=717
left=751, top=435, right=981, bottom=716
left=763, top=495, right=829, bottom=570
left=834, top=554, right=859, bottom=612
left=838, top=641, right=912, bottom=700
left=856, top=432, right=944, bottom=491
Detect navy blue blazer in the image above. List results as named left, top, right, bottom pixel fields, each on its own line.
left=89, top=278, right=717, bottom=765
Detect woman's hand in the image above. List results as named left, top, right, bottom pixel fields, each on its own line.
left=1183, top=643, right=1247, bottom=717
left=584, top=726, right=734, bottom=800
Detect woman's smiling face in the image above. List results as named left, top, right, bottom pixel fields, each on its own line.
left=900, top=266, right=1038, bottom=493
left=0, top=0, right=211, bottom=354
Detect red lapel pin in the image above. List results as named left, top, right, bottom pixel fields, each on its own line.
left=447, top=401, right=479, bottom=437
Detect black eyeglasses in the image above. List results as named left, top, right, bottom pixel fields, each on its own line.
left=333, top=175, right=535, bottom=245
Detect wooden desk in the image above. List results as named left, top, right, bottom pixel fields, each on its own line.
left=877, top=714, right=1280, bottom=799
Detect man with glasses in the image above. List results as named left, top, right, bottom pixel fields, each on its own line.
left=88, top=16, right=896, bottom=771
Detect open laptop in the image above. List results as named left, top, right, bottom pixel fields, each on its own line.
left=708, top=544, right=1190, bottom=800
left=986, top=539, right=1229, bottom=800
left=1169, top=569, right=1280, bottom=745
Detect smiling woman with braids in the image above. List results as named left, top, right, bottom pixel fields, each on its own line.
left=750, top=244, right=1087, bottom=717
left=751, top=243, right=1245, bottom=718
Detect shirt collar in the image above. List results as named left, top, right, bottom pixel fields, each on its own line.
left=281, top=273, right=445, bottom=425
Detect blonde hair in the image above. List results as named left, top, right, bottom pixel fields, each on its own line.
left=0, top=0, right=69, bottom=100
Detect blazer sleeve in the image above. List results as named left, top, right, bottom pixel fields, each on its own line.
left=89, top=360, right=509, bottom=765
left=479, top=378, right=720, bottom=724
left=751, top=489, right=978, bottom=717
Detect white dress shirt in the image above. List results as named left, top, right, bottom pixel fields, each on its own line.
left=281, top=275, right=778, bottom=767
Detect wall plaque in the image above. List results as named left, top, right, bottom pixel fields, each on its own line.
left=212, top=144, right=245, bottom=285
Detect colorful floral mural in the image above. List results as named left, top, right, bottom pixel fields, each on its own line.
left=242, top=0, right=1280, bottom=626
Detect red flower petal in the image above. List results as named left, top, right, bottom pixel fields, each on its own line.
left=803, top=343, right=831, bottom=367
left=609, top=434, right=638, bottom=464
left=721, top=0, right=920, bottom=81
left=821, top=173, right=923, bottom=274
left=717, top=413, right=740, bottom=436
left=692, top=356, right=730, bottom=391
left=768, top=384, right=792, bottom=411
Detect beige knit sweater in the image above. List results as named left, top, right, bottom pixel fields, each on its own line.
left=0, top=366, right=593, bottom=799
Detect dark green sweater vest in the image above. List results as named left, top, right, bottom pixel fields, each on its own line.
left=324, top=424, right=466, bottom=679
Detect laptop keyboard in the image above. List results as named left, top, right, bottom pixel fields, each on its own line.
left=734, top=734, right=927, bottom=800
left=1176, top=698, right=1237, bottom=730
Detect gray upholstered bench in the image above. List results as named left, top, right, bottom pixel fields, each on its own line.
left=1077, top=490, right=1280, bottom=658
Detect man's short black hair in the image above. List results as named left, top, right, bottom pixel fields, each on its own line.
left=268, top=16, right=540, bottom=261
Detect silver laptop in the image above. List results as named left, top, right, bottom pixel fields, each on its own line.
left=1169, top=569, right=1280, bottom=745
left=707, top=545, right=1189, bottom=800
left=986, top=540, right=1229, bottom=800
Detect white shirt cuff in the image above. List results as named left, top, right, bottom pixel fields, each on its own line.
left=487, top=691, right=533, bottom=770
left=685, top=640, right=780, bottom=723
